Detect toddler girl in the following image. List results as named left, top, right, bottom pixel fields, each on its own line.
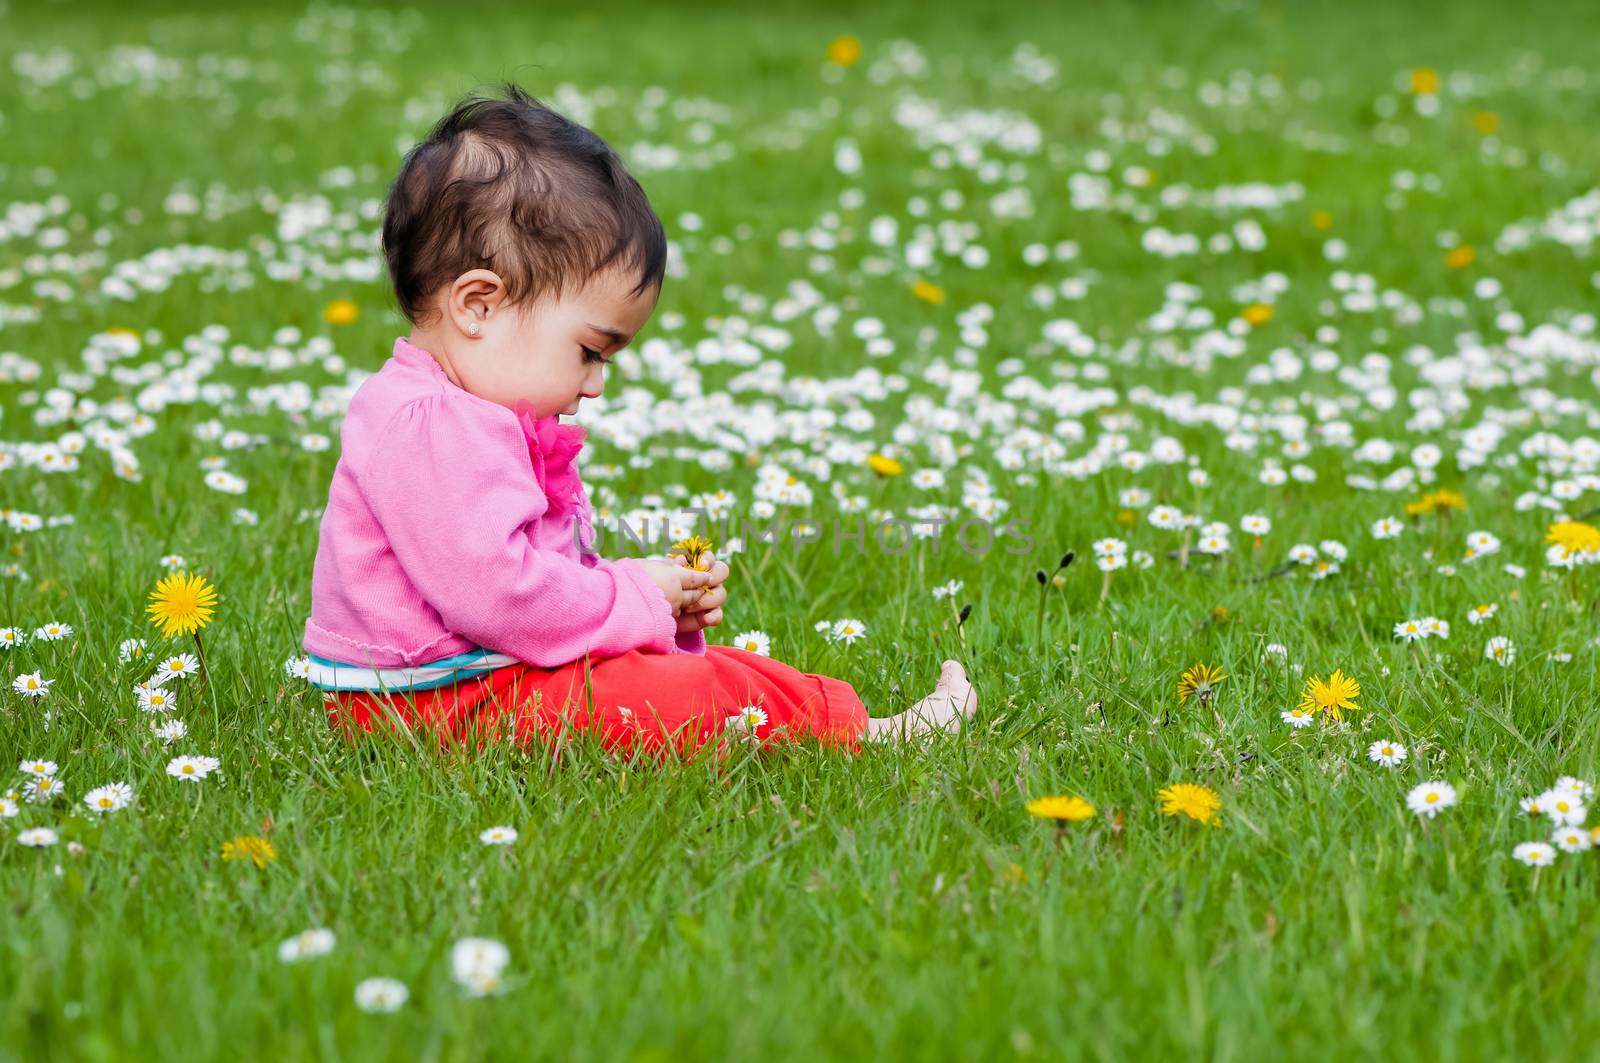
left=303, top=84, right=976, bottom=755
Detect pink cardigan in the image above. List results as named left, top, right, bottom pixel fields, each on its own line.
left=303, top=336, right=704, bottom=669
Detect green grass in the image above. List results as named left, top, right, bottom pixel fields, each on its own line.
left=4, top=0, right=1600, bottom=1058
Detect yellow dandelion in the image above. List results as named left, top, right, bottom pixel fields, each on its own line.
left=1546, top=520, right=1600, bottom=559
left=146, top=571, right=218, bottom=638
left=1300, top=669, right=1361, bottom=720
left=1311, top=209, right=1333, bottom=231
left=323, top=298, right=359, bottom=326
left=1158, top=783, right=1221, bottom=825
left=668, top=535, right=715, bottom=572
left=866, top=453, right=903, bottom=477
left=1176, top=662, right=1228, bottom=703
left=1025, top=795, right=1096, bottom=822
left=220, top=835, right=278, bottom=869
left=826, top=35, right=861, bottom=67
left=1241, top=303, right=1273, bottom=326
left=1473, top=111, right=1499, bottom=135
left=1445, top=245, right=1475, bottom=269
left=911, top=279, right=946, bottom=305
left=1410, top=68, right=1440, bottom=95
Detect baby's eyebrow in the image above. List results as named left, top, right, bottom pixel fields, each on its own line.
left=585, top=323, right=630, bottom=347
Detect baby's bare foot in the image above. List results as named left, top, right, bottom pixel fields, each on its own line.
left=866, top=660, right=977, bottom=742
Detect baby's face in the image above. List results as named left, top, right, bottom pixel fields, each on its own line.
left=446, top=266, right=657, bottom=419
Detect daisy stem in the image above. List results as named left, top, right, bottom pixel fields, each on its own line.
left=1099, top=570, right=1111, bottom=605
left=1035, top=584, right=1047, bottom=649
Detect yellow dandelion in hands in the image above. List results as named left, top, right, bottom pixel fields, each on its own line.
left=1176, top=662, right=1228, bottom=703
left=220, top=835, right=278, bottom=869
left=668, top=535, right=715, bottom=572
left=146, top=571, right=218, bottom=638
left=1159, top=783, right=1222, bottom=826
left=1300, top=669, right=1361, bottom=721
left=1026, top=795, right=1096, bottom=822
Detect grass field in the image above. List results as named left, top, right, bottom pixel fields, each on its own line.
left=5, top=0, right=1600, bottom=1058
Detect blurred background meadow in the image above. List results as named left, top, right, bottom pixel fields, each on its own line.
left=4, top=0, right=1600, bottom=1057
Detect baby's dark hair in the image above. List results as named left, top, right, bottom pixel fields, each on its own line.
left=382, top=83, right=666, bottom=325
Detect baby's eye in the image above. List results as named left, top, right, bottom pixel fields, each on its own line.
left=581, top=345, right=605, bottom=364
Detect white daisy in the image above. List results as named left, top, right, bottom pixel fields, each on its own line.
left=13, top=671, right=51, bottom=697
left=354, top=977, right=409, bottom=1014
left=23, top=775, right=65, bottom=804
left=153, top=718, right=187, bottom=744
left=1484, top=637, right=1514, bottom=665
left=117, top=638, right=148, bottom=662
left=1239, top=514, right=1271, bottom=535
left=1406, top=781, right=1458, bottom=818
left=930, top=580, right=964, bottom=600
left=1551, top=826, right=1592, bottom=853
left=1553, top=776, right=1594, bottom=800
left=731, top=630, right=772, bottom=656
left=0, top=797, right=18, bottom=818
left=154, top=653, right=200, bottom=682
left=137, top=685, right=176, bottom=714
left=1393, top=619, right=1425, bottom=642
left=17, top=827, right=58, bottom=847
left=479, top=825, right=518, bottom=846
left=0, top=627, right=25, bottom=648
left=1370, top=516, right=1403, bottom=539
left=83, top=782, right=134, bottom=814
left=451, top=937, right=510, bottom=997
left=165, top=755, right=220, bottom=782
left=829, top=618, right=867, bottom=645
left=278, top=928, right=336, bottom=963
left=1281, top=707, right=1315, bottom=729
left=1368, top=740, right=1407, bottom=766
left=159, top=554, right=186, bottom=571
left=1537, top=790, right=1586, bottom=826
left=20, top=759, right=58, bottom=777
left=1466, top=603, right=1497, bottom=625
left=1422, top=617, right=1450, bottom=639
left=33, top=621, right=72, bottom=641
left=728, top=704, right=769, bottom=733
left=1511, top=841, right=1556, bottom=867
left=282, top=656, right=311, bottom=680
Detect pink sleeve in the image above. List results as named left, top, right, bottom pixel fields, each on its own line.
left=356, top=396, right=679, bottom=667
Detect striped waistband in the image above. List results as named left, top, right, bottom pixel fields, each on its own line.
left=307, top=647, right=520, bottom=693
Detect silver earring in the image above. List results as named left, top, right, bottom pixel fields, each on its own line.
left=467, top=322, right=480, bottom=336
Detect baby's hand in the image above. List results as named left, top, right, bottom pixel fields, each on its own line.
left=669, top=551, right=729, bottom=632
left=637, top=559, right=716, bottom=618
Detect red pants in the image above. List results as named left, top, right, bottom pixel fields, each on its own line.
left=325, top=646, right=868, bottom=756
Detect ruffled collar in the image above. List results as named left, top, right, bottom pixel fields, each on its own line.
left=512, top=399, right=588, bottom=517
left=392, top=336, right=589, bottom=516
